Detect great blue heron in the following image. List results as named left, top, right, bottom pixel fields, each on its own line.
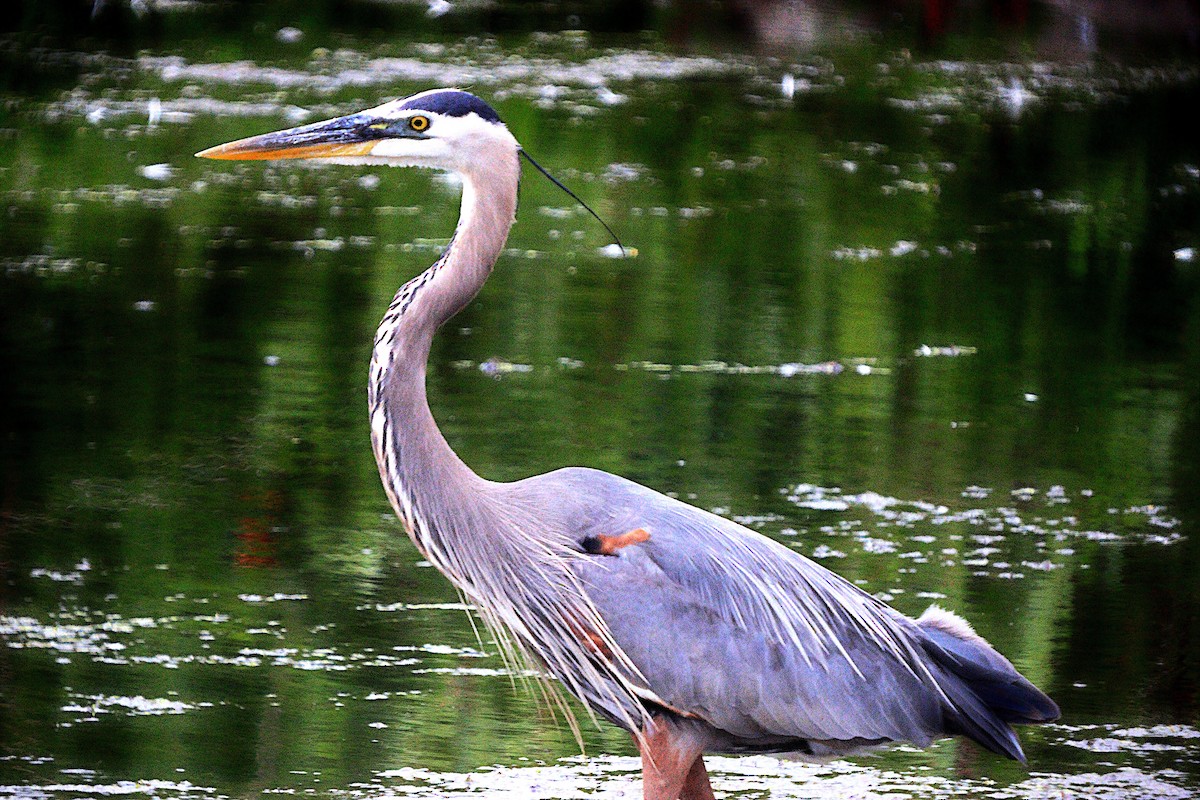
left=198, top=89, right=1059, bottom=800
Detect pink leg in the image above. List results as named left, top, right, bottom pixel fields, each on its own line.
left=681, top=755, right=715, bottom=800
left=636, top=717, right=714, bottom=800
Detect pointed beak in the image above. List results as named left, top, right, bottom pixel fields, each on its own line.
left=196, top=113, right=379, bottom=161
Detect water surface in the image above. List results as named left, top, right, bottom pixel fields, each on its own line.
left=2, top=7, right=1199, bottom=799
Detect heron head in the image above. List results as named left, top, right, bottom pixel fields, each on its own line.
left=199, top=88, right=626, bottom=253
left=196, top=89, right=517, bottom=174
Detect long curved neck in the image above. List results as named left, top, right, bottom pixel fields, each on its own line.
left=368, top=155, right=519, bottom=548
left=366, top=146, right=650, bottom=733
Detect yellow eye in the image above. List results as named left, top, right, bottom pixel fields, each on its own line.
left=409, top=115, right=430, bottom=132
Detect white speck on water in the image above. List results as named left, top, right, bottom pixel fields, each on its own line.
left=860, top=537, right=898, bottom=554
left=1113, top=724, right=1200, bottom=739
left=915, top=344, right=977, bottom=357
left=284, top=105, right=312, bottom=123
left=30, top=567, right=86, bottom=583
left=1174, top=247, right=1195, bottom=262
left=238, top=593, right=307, bottom=603
left=62, top=693, right=197, bottom=718
left=14, top=779, right=220, bottom=796
left=778, top=361, right=844, bottom=377
left=264, top=355, right=280, bottom=367
left=1064, top=737, right=1187, bottom=753
left=855, top=364, right=873, bottom=375
left=1024, top=392, right=1039, bottom=402
left=412, top=666, right=526, bottom=677
left=601, top=162, right=645, bottom=183
left=797, top=498, right=850, bottom=511
left=478, top=358, right=533, bottom=377
left=595, top=86, right=625, bottom=106
left=832, top=245, right=882, bottom=261
left=999, top=76, right=1035, bottom=116
left=597, top=243, right=632, bottom=258
left=140, top=163, right=174, bottom=181
left=275, top=26, right=304, bottom=43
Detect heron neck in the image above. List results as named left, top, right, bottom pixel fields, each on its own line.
left=368, top=156, right=520, bottom=546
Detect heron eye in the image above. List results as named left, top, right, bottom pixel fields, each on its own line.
left=409, top=115, right=430, bottom=132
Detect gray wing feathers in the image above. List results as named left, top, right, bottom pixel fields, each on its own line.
left=562, top=471, right=949, bottom=749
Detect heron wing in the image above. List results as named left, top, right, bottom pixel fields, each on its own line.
left=550, top=468, right=947, bottom=750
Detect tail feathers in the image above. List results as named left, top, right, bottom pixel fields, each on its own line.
left=916, top=605, right=1060, bottom=762
left=937, top=673, right=1028, bottom=761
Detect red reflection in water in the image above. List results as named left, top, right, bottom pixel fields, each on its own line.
left=234, top=490, right=283, bottom=567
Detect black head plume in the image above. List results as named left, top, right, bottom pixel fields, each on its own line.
left=519, top=149, right=626, bottom=257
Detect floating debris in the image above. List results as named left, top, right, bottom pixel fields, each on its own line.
left=779, top=361, right=843, bottom=377
left=781, top=72, right=797, bottom=99
left=355, top=753, right=1194, bottom=799
left=478, top=358, right=533, bottom=377
left=28, top=567, right=87, bottom=584
left=810, top=544, right=847, bottom=559
left=0, top=779, right=220, bottom=798
left=914, top=344, right=977, bottom=357
left=1063, top=737, right=1188, bottom=753
left=275, top=27, right=304, bottom=44
left=360, top=601, right=472, bottom=612
left=62, top=693, right=198, bottom=719
left=139, top=163, right=175, bottom=181
left=237, top=593, right=308, bottom=603
left=136, top=50, right=753, bottom=108
left=596, top=243, right=636, bottom=258
left=782, top=482, right=1184, bottom=572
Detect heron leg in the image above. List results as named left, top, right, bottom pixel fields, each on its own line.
left=636, top=717, right=713, bottom=800
left=681, top=756, right=715, bottom=800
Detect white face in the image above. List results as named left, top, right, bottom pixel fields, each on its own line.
left=197, top=92, right=520, bottom=177
left=358, top=101, right=519, bottom=174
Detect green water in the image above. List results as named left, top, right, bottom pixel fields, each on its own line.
left=2, top=6, right=1199, bottom=799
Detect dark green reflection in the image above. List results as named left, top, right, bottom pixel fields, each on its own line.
left=1, top=22, right=1198, bottom=799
